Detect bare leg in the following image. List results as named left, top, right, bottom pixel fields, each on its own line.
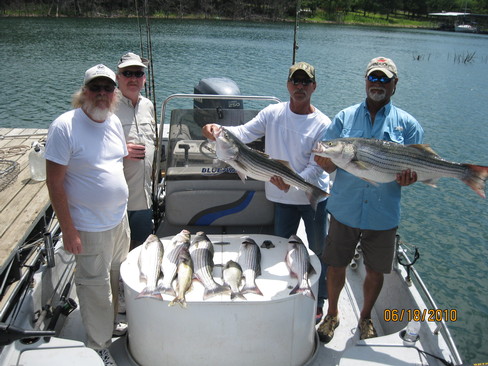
left=360, top=265, right=384, bottom=320
left=325, top=265, right=347, bottom=316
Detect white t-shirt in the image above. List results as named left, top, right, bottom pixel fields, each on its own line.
left=227, top=101, right=331, bottom=205
left=45, top=108, right=129, bottom=232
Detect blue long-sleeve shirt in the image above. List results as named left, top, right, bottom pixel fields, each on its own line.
left=324, top=100, right=424, bottom=230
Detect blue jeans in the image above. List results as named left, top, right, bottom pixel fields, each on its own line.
left=274, top=199, right=328, bottom=307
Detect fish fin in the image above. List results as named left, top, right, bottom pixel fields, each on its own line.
left=236, top=170, right=248, bottom=182
left=351, top=160, right=374, bottom=171
left=360, top=177, right=379, bottom=186
left=273, top=159, right=293, bottom=170
left=136, top=287, right=163, bottom=300
left=157, top=284, right=176, bottom=297
left=289, top=283, right=316, bottom=300
left=308, top=263, right=316, bottom=276
left=421, top=179, right=438, bottom=188
left=230, top=292, right=247, bottom=301
left=408, top=144, right=440, bottom=157
left=203, top=285, right=231, bottom=300
left=306, top=187, right=329, bottom=211
left=168, top=297, right=187, bottom=308
left=462, top=164, right=488, bottom=198
left=241, top=283, right=263, bottom=296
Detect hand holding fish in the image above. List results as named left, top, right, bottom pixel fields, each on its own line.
left=396, top=169, right=418, bottom=186
left=202, top=123, right=221, bottom=140
left=314, top=155, right=337, bottom=174
left=270, top=175, right=290, bottom=192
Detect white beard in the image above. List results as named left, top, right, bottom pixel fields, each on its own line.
left=367, top=87, right=386, bottom=102
left=84, top=103, right=110, bottom=122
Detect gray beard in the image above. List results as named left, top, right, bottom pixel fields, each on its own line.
left=367, top=87, right=386, bottom=102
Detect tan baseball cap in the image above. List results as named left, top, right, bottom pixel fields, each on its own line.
left=288, top=61, right=315, bottom=81
left=365, top=57, right=398, bottom=78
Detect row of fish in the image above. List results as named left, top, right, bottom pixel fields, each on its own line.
left=136, top=231, right=316, bottom=308
left=213, top=127, right=488, bottom=199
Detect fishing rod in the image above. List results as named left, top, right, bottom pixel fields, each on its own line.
left=292, top=0, right=302, bottom=64
left=136, top=0, right=161, bottom=232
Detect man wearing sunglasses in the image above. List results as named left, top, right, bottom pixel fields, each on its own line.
left=314, top=57, right=424, bottom=343
left=203, top=62, right=332, bottom=323
left=114, top=52, right=156, bottom=251
left=45, top=64, right=130, bottom=366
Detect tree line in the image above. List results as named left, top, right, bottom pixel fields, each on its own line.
left=2, top=0, right=487, bottom=19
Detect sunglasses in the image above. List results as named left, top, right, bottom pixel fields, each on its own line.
left=289, top=78, right=314, bottom=86
left=367, top=75, right=394, bottom=84
left=121, top=70, right=145, bottom=78
left=87, top=84, right=116, bottom=93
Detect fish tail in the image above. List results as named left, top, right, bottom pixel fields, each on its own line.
left=463, top=164, right=488, bottom=198
left=306, top=188, right=329, bottom=211
left=168, top=297, right=187, bottom=308
left=230, top=291, right=247, bottom=301
left=203, top=284, right=230, bottom=300
left=136, top=287, right=163, bottom=300
left=157, top=284, right=176, bottom=297
left=289, top=283, right=316, bottom=300
left=241, top=283, right=263, bottom=296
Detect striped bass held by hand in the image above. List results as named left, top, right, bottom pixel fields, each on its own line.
left=285, top=235, right=316, bottom=300
left=313, top=137, right=488, bottom=198
left=213, top=127, right=329, bottom=210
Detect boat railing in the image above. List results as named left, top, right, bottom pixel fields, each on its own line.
left=396, top=243, right=463, bottom=365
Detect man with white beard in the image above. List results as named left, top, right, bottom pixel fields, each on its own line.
left=314, top=57, right=424, bottom=343
left=45, top=64, right=130, bottom=366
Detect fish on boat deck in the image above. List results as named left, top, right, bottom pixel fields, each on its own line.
left=285, top=235, right=316, bottom=300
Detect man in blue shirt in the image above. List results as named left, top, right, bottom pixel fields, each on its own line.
left=315, top=57, right=424, bottom=343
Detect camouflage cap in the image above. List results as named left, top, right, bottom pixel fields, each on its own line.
left=365, top=57, right=398, bottom=78
left=288, top=62, right=315, bottom=81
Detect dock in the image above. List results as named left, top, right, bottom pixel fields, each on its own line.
left=0, top=128, right=50, bottom=273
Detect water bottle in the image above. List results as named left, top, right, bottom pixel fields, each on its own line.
left=29, top=142, right=46, bottom=181
left=403, top=320, right=420, bottom=345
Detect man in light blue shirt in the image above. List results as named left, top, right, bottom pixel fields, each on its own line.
left=315, top=57, right=424, bottom=343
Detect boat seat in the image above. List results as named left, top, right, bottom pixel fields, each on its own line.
left=159, top=108, right=273, bottom=236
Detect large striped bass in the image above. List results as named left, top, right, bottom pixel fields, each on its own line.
left=137, top=234, right=164, bottom=300
left=159, top=230, right=191, bottom=297
left=213, top=127, right=328, bottom=210
left=313, top=138, right=488, bottom=198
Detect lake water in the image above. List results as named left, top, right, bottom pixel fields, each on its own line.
left=1, top=17, right=487, bottom=365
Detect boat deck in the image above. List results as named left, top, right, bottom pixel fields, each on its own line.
left=0, top=128, right=49, bottom=273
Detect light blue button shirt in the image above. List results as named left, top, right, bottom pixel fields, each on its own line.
left=324, top=100, right=424, bottom=230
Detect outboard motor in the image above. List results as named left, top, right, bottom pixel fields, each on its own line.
left=194, top=77, right=243, bottom=111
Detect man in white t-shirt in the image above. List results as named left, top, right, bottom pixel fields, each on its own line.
left=202, top=62, right=331, bottom=322
left=45, top=64, right=130, bottom=366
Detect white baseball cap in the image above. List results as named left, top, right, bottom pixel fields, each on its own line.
left=83, top=64, right=116, bottom=85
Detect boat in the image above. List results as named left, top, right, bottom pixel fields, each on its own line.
left=455, top=23, right=478, bottom=33
left=0, top=78, right=464, bottom=366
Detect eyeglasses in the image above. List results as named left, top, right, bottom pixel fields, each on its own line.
left=289, top=78, right=314, bottom=86
left=87, top=84, right=116, bottom=93
left=121, top=70, right=145, bottom=78
left=367, top=75, right=394, bottom=84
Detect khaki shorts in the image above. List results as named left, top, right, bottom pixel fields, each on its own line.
left=322, top=215, right=397, bottom=273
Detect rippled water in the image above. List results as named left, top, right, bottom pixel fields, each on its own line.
left=1, top=17, right=487, bottom=364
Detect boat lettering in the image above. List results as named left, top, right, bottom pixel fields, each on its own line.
left=383, top=308, right=457, bottom=322
left=201, top=167, right=236, bottom=176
